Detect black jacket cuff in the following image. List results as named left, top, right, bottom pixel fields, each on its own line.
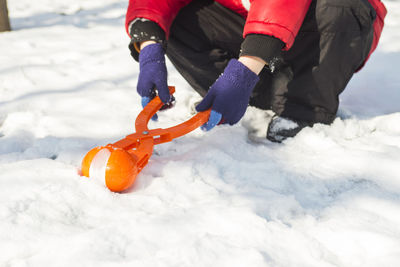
left=128, top=19, right=166, bottom=61
left=240, top=34, right=285, bottom=71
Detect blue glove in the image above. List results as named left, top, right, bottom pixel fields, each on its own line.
left=196, top=59, right=260, bottom=131
left=137, top=43, right=171, bottom=120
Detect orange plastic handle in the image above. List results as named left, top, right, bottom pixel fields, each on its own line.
left=111, top=86, right=210, bottom=172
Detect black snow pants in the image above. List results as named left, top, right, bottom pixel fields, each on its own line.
left=166, top=0, right=376, bottom=124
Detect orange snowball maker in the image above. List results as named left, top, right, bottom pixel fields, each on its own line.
left=80, top=86, right=211, bottom=192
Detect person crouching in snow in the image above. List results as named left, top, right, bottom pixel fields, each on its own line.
left=125, top=0, right=387, bottom=142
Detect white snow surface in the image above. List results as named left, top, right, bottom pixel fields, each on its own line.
left=1, top=0, right=400, bottom=266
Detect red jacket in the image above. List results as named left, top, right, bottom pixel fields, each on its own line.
left=125, top=0, right=386, bottom=56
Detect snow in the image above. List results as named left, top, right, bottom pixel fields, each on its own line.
left=1, top=0, right=400, bottom=266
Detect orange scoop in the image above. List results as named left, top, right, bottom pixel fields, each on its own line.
left=80, top=86, right=210, bottom=192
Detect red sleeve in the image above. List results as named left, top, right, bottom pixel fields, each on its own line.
left=244, top=0, right=312, bottom=50
left=367, top=0, right=387, bottom=58
left=125, top=0, right=193, bottom=38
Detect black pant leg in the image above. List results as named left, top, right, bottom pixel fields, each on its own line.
left=271, top=0, right=376, bottom=124
left=166, top=0, right=244, bottom=97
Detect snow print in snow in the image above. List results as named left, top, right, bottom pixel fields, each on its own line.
left=1, top=0, right=400, bottom=267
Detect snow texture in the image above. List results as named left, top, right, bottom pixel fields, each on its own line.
left=1, top=0, right=400, bottom=266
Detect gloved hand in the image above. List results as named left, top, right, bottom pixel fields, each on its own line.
left=138, top=43, right=171, bottom=120
left=195, top=59, right=260, bottom=131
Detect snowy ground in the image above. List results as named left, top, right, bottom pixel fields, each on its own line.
left=1, top=0, right=400, bottom=266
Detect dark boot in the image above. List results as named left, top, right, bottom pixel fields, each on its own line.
left=266, top=115, right=313, bottom=143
